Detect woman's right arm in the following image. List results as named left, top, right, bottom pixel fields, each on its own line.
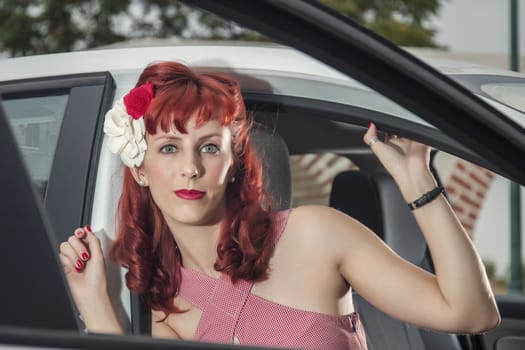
left=59, top=226, right=124, bottom=334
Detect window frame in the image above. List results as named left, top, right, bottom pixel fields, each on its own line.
left=0, top=72, right=115, bottom=242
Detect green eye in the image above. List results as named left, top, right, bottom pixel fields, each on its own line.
left=160, top=144, right=177, bottom=153
left=201, top=144, right=219, bottom=154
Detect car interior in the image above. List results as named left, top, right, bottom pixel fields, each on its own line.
left=96, top=92, right=478, bottom=350
left=253, top=108, right=471, bottom=350
left=329, top=171, right=466, bottom=350
left=248, top=99, right=507, bottom=350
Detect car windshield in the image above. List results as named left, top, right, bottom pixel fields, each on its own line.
left=481, top=83, right=525, bottom=113
left=478, top=94, right=525, bottom=129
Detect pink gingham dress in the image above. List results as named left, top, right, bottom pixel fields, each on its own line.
left=179, top=210, right=368, bottom=350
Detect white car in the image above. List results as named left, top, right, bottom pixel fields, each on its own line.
left=1, top=1, right=524, bottom=350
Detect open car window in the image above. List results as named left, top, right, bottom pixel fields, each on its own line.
left=4, top=94, right=69, bottom=198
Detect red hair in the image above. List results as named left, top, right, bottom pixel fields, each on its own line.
left=110, top=61, right=275, bottom=318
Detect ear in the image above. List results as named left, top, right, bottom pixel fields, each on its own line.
left=130, top=167, right=148, bottom=187
left=227, top=164, right=237, bottom=183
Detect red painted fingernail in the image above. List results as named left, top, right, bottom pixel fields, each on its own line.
left=75, top=267, right=82, bottom=273
left=85, top=225, right=92, bottom=232
left=368, top=122, right=372, bottom=129
left=76, top=260, right=84, bottom=269
left=81, top=252, right=90, bottom=261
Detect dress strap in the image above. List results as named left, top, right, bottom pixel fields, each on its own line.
left=179, top=268, right=216, bottom=310
left=178, top=209, right=292, bottom=344
left=194, top=274, right=253, bottom=344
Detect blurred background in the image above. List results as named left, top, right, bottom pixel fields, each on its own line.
left=1, top=0, right=523, bottom=68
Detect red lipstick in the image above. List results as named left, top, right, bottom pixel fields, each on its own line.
left=175, top=189, right=205, bottom=200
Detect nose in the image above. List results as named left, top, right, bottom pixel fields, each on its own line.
left=181, top=151, right=202, bottom=179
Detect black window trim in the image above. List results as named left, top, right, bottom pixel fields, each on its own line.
left=244, top=93, right=507, bottom=179
left=0, top=72, right=115, bottom=242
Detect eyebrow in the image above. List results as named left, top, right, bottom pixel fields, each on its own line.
left=151, top=133, right=223, bottom=142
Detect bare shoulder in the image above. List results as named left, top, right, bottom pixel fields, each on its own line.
left=288, top=205, right=368, bottom=236
left=285, top=205, right=373, bottom=258
left=288, top=204, right=336, bottom=221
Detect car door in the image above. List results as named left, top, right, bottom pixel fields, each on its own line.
left=0, top=73, right=115, bottom=242
left=0, top=73, right=116, bottom=335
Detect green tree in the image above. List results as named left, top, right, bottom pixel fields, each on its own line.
left=0, top=0, right=265, bottom=57
left=0, top=0, right=129, bottom=56
left=321, top=0, right=443, bottom=47
left=0, top=0, right=443, bottom=57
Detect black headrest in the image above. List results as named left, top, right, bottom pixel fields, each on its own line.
left=329, top=171, right=428, bottom=267
left=250, top=124, right=292, bottom=211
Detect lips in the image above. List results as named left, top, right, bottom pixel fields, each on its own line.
left=175, top=189, right=205, bottom=200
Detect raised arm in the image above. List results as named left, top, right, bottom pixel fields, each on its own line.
left=326, top=123, right=499, bottom=333
left=59, top=226, right=124, bottom=334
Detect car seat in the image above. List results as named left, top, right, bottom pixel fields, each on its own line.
left=329, top=170, right=463, bottom=350
left=250, top=123, right=292, bottom=212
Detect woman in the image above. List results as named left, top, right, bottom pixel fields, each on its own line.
left=59, top=61, right=500, bottom=349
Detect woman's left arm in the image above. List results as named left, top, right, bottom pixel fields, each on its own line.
left=360, top=123, right=500, bottom=332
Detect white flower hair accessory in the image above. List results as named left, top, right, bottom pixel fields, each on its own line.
left=103, top=82, right=154, bottom=168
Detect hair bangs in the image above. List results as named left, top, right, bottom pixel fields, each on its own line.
left=144, top=75, right=240, bottom=135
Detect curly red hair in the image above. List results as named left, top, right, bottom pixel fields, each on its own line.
left=110, top=61, right=275, bottom=318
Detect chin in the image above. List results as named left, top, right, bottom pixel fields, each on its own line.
left=169, top=206, right=222, bottom=226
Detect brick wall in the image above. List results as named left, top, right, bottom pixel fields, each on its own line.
left=444, top=160, right=495, bottom=237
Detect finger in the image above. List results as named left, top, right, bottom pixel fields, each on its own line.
left=364, top=123, right=390, bottom=154
left=68, top=234, right=90, bottom=262
left=74, top=227, right=86, bottom=239
left=385, top=133, right=401, bottom=143
left=384, top=134, right=409, bottom=152
left=408, top=139, right=430, bottom=150
left=59, top=242, right=85, bottom=272
left=363, top=122, right=378, bottom=145
left=392, top=136, right=428, bottom=154
left=80, top=225, right=103, bottom=259
left=363, top=123, right=406, bottom=173
left=59, top=253, right=80, bottom=273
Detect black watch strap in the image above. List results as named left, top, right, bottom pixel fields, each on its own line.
left=408, top=186, right=445, bottom=210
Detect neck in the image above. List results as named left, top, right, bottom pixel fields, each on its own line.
left=167, top=220, right=222, bottom=278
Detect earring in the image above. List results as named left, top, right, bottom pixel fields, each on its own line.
left=230, top=177, right=236, bottom=183
left=138, top=179, right=145, bottom=186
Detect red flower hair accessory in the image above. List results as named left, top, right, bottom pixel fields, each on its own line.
left=123, top=81, right=155, bottom=120
left=103, top=82, right=155, bottom=167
